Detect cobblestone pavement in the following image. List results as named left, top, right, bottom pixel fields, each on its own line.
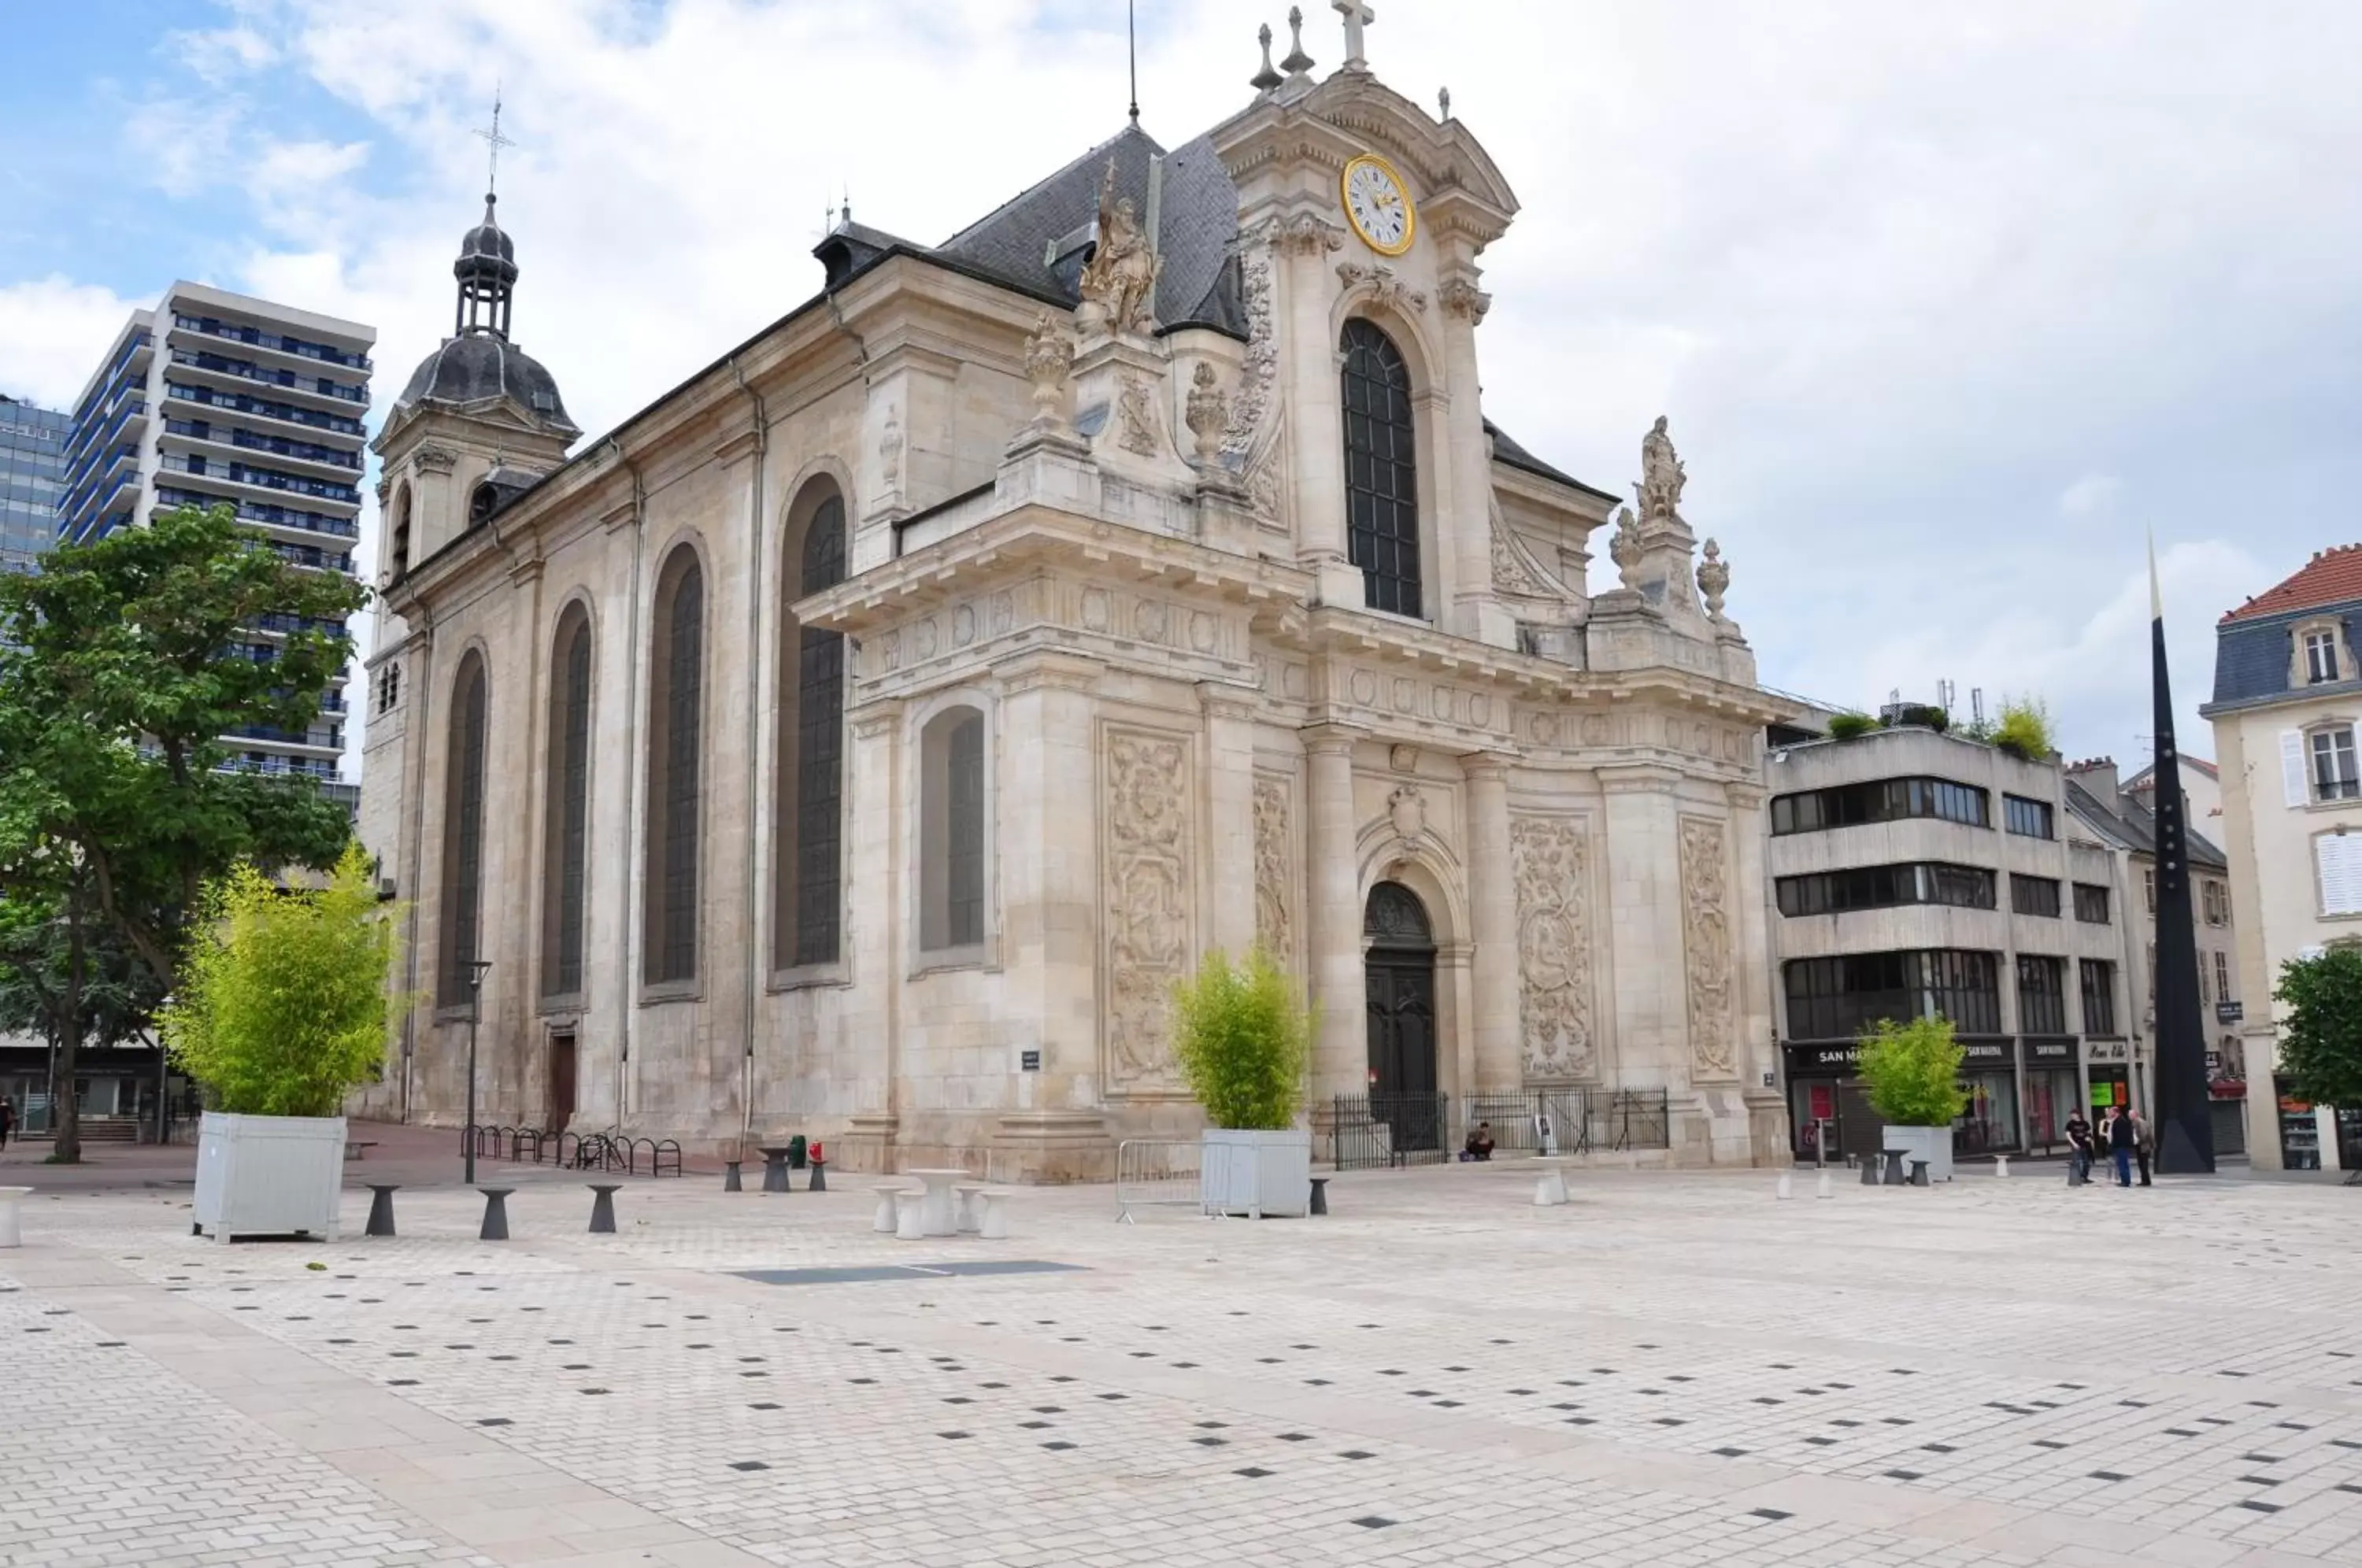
left=2, top=1160, right=2356, bottom=1566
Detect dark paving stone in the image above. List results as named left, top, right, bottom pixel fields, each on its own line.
left=1712, top=1447, right=1748, bottom=1458
left=1042, top=1440, right=1075, bottom=1452
left=1278, top=1433, right=1313, bottom=1442
left=2236, top=1501, right=2281, bottom=1514
left=1235, top=1466, right=1274, bottom=1478
left=1750, top=1509, right=1793, bottom=1522
left=937, top=1431, right=972, bottom=1440
left=750, top=1402, right=782, bottom=1411
left=476, top=1418, right=512, bottom=1428
left=2091, top=1472, right=2131, bottom=1482
left=730, top=1461, right=769, bottom=1472
left=1338, top=1450, right=1376, bottom=1460
left=1019, top=1421, right=1051, bottom=1430
left=1192, top=1437, right=1228, bottom=1447
left=1350, top=1517, right=1396, bottom=1529
left=1884, top=1470, right=1923, bottom=1481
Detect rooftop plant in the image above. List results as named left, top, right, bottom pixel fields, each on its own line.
left=1993, top=696, right=2056, bottom=761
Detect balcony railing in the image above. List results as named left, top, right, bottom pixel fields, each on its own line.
left=157, top=454, right=358, bottom=505
left=72, top=334, right=153, bottom=424
left=166, top=349, right=367, bottom=405
left=161, top=420, right=361, bottom=472
left=172, top=313, right=372, bottom=372
left=165, top=382, right=365, bottom=438
left=153, top=487, right=359, bottom=540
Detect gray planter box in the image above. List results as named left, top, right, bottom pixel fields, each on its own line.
left=1200, top=1127, right=1312, bottom=1218
left=1881, top=1122, right=1954, bottom=1182
left=193, top=1111, right=347, bottom=1241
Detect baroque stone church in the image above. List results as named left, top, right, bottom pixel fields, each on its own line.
left=355, top=10, right=1790, bottom=1174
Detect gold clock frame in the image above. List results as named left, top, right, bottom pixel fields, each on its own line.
left=1340, top=153, right=1416, bottom=257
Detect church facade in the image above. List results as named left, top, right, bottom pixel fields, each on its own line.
left=356, top=21, right=1793, bottom=1176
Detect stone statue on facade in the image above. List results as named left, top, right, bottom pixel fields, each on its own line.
left=1638, top=414, right=1686, bottom=520
left=1075, top=161, right=1160, bottom=338
left=1184, top=361, right=1227, bottom=463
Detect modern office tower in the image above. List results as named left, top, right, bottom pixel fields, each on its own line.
left=0, top=393, right=69, bottom=575
left=56, top=283, right=376, bottom=780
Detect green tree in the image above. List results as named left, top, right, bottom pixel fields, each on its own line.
left=161, top=845, right=406, bottom=1118
left=1993, top=696, right=2056, bottom=761
left=1168, top=946, right=1313, bottom=1131
left=1856, top=1015, right=1970, bottom=1126
left=0, top=502, right=366, bottom=1159
left=2273, top=947, right=2362, bottom=1111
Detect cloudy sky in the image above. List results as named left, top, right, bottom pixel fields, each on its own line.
left=4, top=1, right=2358, bottom=786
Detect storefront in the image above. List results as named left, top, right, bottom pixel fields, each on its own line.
left=2085, top=1037, right=2133, bottom=1117
left=1954, top=1038, right=2021, bottom=1156
left=2276, top=1078, right=2323, bottom=1170
left=2021, top=1037, right=2079, bottom=1156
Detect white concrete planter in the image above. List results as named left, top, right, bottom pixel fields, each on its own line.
left=1881, top=1123, right=1955, bottom=1182
left=193, top=1111, right=347, bottom=1241
left=1200, top=1127, right=1312, bottom=1219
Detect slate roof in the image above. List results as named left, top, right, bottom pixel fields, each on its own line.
left=1486, top=420, right=1618, bottom=505
left=395, top=333, right=579, bottom=438
left=935, top=124, right=1246, bottom=335
left=2064, top=776, right=2227, bottom=870
left=2222, top=544, right=2362, bottom=623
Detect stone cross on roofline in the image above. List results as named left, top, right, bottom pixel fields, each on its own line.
left=1334, top=0, right=1375, bottom=68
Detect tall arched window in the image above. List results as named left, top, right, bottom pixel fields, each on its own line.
left=1339, top=319, right=1421, bottom=617
left=920, top=705, right=987, bottom=952
left=390, top=482, right=412, bottom=582
left=541, top=606, right=593, bottom=1000
left=438, top=653, right=489, bottom=1007
left=644, top=547, right=705, bottom=986
left=776, top=490, right=848, bottom=968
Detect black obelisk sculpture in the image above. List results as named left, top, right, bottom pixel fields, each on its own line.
left=2148, top=535, right=2216, bottom=1173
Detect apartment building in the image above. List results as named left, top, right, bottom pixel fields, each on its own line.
left=56, top=282, right=375, bottom=782
left=1766, top=724, right=2129, bottom=1163
left=2203, top=545, right=2362, bottom=1171
left=2061, top=758, right=2245, bottom=1155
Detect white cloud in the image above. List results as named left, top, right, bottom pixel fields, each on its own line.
left=0, top=277, right=145, bottom=409
left=13, top=0, right=2362, bottom=783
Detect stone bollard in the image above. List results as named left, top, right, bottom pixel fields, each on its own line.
left=1816, top=1170, right=1832, bottom=1200
left=724, top=1161, right=742, bottom=1193
left=1908, top=1159, right=1931, bottom=1188
left=1860, top=1159, right=1880, bottom=1187
left=477, top=1187, right=514, bottom=1242
left=1309, top=1176, right=1329, bottom=1216
left=365, top=1184, right=400, bottom=1238
left=587, top=1184, right=620, bottom=1234
left=1775, top=1172, right=1793, bottom=1200
left=0, top=1185, right=31, bottom=1249
left=1994, top=1156, right=2009, bottom=1178
left=807, top=1158, right=827, bottom=1194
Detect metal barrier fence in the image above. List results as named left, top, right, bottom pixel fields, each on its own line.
left=466, top=1125, right=683, bottom=1177
left=1331, top=1093, right=1450, bottom=1171
left=1114, top=1139, right=1205, bottom=1222
left=1457, top=1089, right=1672, bottom=1156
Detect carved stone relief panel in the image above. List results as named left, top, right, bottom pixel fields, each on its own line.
left=1252, top=771, right=1294, bottom=967
left=1105, top=727, right=1195, bottom=1093
left=1511, top=815, right=1594, bottom=1082
left=1678, top=813, right=1736, bottom=1081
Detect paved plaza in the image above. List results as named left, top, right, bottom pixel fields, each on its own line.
left=1, top=1145, right=2357, bottom=1568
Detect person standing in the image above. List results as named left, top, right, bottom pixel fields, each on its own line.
left=2102, top=1104, right=2135, bottom=1187
left=2131, top=1109, right=2154, bottom=1187
left=0, top=1096, right=13, bottom=1151
left=2064, top=1110, right=2095, bottom=1185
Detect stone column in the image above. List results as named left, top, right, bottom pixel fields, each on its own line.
left=1437, top=273, right=1512, bottom=647
left=1463, top=752, right=1520, bottom=1093
left=1279, top=229, right=1362, bottom=609
left=1304, top=726, right=1366, bottom=1100
left=1727, top=782, right=1786, bottom=1160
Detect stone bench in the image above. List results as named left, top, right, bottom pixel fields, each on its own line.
left=975, top=1188, right=1016, bottom=1241
left=953, top=1182, right=987, bottom=1235
left=891, top=1189, right=927, bottom=1241
left=871, top=1183, right=913, bottom=1234
left=0, top=1185, right=31, bottom=1248
left=1531, top=1158, right=1573, bottom=1207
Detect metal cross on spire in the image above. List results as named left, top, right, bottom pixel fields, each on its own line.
left=474, top=87, right=516, bottom=198
left=1333, top=0, right=1375, bottom=68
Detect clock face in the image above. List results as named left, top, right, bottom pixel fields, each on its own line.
left=1342, top=154, right=1415, bottom=257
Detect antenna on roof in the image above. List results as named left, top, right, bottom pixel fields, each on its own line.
left=1127, top=1, right=1141, bottom=126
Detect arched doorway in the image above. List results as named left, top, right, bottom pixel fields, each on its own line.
left=1364, top=882, right=1438, bottom=1152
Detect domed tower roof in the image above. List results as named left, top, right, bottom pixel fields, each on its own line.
left=383, top=187, right=578, bottom=442
left=455, top=194, right=519, bottom=286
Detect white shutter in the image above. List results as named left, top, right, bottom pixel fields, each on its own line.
left=2282, top=730, right=2310, bottom=808
left=2316, top=834, right=2362, bottom=915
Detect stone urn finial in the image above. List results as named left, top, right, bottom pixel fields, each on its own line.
left=1022, top=312, right=1076, bottom=431
left=1184, top=362, right=1228, bottom=464
left=1609, top=509, right=1643, bottom=593
left=1697, top=538, right=1731, bottom=620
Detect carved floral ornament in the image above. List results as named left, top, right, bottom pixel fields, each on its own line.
left=1252, top=774, right=1294, bottom=962
left=1105, top=730, right=1194, bottom=1091
left=1678, top=814, right=1737, bottom=1080
left=1438, top=276, right=1492, bottom=323
left=1512, top=815, right=1594, bottom=1082
left=1336, top=261, right=1427, bottom=314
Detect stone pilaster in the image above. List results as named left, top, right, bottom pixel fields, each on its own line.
left=1598, top=765, right=1687, bottom=1097
left=839, top=703, right=905, bottom=1170
left=1463, top=752, right=1520, bottom=1093
left=1202, top=690, right=1260, bottom=960
left=1304, top=726, right=1366, bottom=1099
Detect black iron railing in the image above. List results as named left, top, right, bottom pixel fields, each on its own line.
left=465, top=1124, right=682, bottom=1177
left=1330, top=1093, right=1450, bottom=1170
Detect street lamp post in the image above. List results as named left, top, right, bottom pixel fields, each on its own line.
left=463, top=960, right=494, bottom=1185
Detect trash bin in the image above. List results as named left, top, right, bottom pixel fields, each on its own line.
left=788, top=1134, right=808, bottom=1170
